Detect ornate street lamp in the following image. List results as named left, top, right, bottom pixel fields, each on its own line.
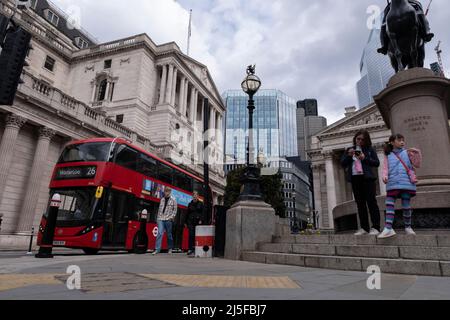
left=237, top=65, right=262, bottom=202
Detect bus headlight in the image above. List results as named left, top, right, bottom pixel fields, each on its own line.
left=78, top=225, right=96, bottom=235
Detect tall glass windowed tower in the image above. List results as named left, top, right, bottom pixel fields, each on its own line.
left=356, top=28, right=395, bottom=108
left=223, top=89, right=298, bottom=172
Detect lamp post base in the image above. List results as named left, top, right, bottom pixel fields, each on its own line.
left=237, top=165, right=263, bottom=202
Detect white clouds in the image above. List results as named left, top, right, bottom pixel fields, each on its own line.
left=52, top=0, right=449, bottom=124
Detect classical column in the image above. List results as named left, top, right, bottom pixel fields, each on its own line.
left=171, top=67, right=178, bottom=105
left=312, top=163, right=323, bottom=229
left=16, top=127, right=56, bottom=233
left=165, top=64, right=174, bottom=104
left=103, top=81, right=111, bottom=102
left=159, top=64, right=168, bottom=105
left=0, top=114, right=27, bottom=200
left=324, top=151, right=337, bottom=230
left=179, top=77, right=186, bottom=112
left=183, top=80, right=189, bottom=117
left=90, top=84, right=97, bottom=102
left=189, top=87, right=196, bottom=122
left=193, top=89, right=199, bottom=124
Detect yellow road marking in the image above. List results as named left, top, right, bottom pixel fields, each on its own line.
left=0, top=273, right=301, bottom=292
left=0, top=274, right=63, bottom=291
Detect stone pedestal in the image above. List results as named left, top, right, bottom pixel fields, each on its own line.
left=225, top=200, right=276, bottom=261
left=371, top=68, right=450, bottom=229
left=375, top=68, right=450, bottom=187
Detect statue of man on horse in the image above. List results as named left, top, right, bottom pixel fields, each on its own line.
left=377, top=0, right=434, bottom=72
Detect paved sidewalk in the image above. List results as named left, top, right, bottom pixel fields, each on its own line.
left=0, top=249, right=449, bottom=300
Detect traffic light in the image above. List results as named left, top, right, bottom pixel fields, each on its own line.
left=0, top=17, right=32, bottom=106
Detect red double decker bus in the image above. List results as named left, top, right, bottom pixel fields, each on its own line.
left=37, top=137, right=206, bottom=255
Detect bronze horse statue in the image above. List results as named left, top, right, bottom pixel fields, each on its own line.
left=379, top=0, right=433, bottom=73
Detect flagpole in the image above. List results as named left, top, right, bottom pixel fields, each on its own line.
left=187, top=9, right=192, bottom=56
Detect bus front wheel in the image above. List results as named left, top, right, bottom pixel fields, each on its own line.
left=83, top=248, right=99, bottom=255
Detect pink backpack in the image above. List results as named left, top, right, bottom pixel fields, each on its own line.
left=407, top=148, right=422, bottom=169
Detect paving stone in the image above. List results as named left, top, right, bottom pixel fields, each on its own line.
left=304, top=255, right=363, bottom=272
left=399, top=247, right=450, bottom=261
left=376, top=235, right=438, bottom=247
left=265, top=253, right=288, bottom=265
left=361, top=258, right=442, bottom=277
left=437, top=235, right=450, bottom=247
left=292, top=244, right=336, bottom=256
left=330, top=235, right=377, bottom=246
left=273, top=236, right=297, bottom=244
left=295, top=235, right=330, bottom=244
left=285, top=254, right=306, bottom=267
left=258, top=243, right=292, bottom=253
left=336, top=245, right=400, bottom=259
left=241, top=252, right=266, bottom=264
left=440, top=262, right=450, bottom=277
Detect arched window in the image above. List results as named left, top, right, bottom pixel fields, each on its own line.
left=97, top=79, right=107, bottom=101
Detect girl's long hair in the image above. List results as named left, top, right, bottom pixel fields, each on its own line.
left=353, top=130, right=372, bottom=147
left=384, top=134, right=405, bottom=155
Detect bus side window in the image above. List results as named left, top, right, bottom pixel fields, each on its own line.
left=174, top=171, right=193, bottom=192
left=137, top=154, right=157, bottom=178
left=158, top=163, right=173, bottom=185
left=115, top=145, right=138, bottom=171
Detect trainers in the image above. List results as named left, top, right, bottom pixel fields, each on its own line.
left=369, top=228, right=380, bottom=236
left=378, top=228, right=396, bottom=239
left=405, top=227, right=416, bottom=236
left=152, top=250, right=159, bottom=255
left=168, top=249, right=173, bottom=254
left=187, top=250, right=194, bottom=256
left=354, top=229, right=368, bottom=236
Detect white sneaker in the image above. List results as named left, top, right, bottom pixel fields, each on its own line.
left=369, top=228, right=380, bottom=236
left=354, top=229, right=368, bottom=236
left=405, top=227, right=416, bottom=236
left=378, top=228, right=397, bottom=239
left=152, top=250, right=159, bottom=255
left=168, top=249, right=173, bottom=254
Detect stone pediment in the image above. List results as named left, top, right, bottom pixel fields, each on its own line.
left=317, top=104, right=386, bottom=139
left=179, top=55, right=224, bottom=109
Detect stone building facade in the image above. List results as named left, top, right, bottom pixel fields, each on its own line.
left=0, top=0, right=225, bottom=238
left=308, top=105, right=391, bottom=232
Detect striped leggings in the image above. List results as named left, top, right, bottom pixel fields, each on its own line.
left=385, top=193, right=412, bottom=229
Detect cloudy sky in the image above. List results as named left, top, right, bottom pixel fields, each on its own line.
left=53, top=0, right=449, bottom=124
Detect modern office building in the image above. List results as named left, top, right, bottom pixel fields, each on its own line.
left=223, top=89, right=298, bottom=173
left=296, top=99, right=327, bottom=161
left=430, top=62, right=445, bottom=77
left=0, top=0, right=226, bottom=242
left=356, top=28, right=395, bottom=108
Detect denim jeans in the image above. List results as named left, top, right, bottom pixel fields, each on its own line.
left=155, top=220, right=174, bottom=252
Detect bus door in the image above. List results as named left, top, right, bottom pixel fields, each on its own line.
left=103, top=190, right=136, bottom=247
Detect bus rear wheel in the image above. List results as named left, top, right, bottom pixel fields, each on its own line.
left=83, top=248, right=99, bottom=255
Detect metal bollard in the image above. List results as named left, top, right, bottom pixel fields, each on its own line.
left=35, top=194, right=61, bottom=259
left=26, top=227, right=34, bottom=255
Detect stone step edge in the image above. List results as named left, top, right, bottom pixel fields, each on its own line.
left=257, top=243, right=450, bottom=261
left=273, top=236, right=450, bottom=247
left=243, top=251, right=450, bottom=277
left=261, top=243, right=450, bottom=249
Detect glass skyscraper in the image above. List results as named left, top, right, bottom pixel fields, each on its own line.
left=223, top=89, right=298, bottom=170
left=356, top=28, right=395, bottom=108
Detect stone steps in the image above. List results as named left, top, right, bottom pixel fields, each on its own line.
left=243, top=251, right=450, bottom=277
left=241, top=233, right=450, bottom=277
